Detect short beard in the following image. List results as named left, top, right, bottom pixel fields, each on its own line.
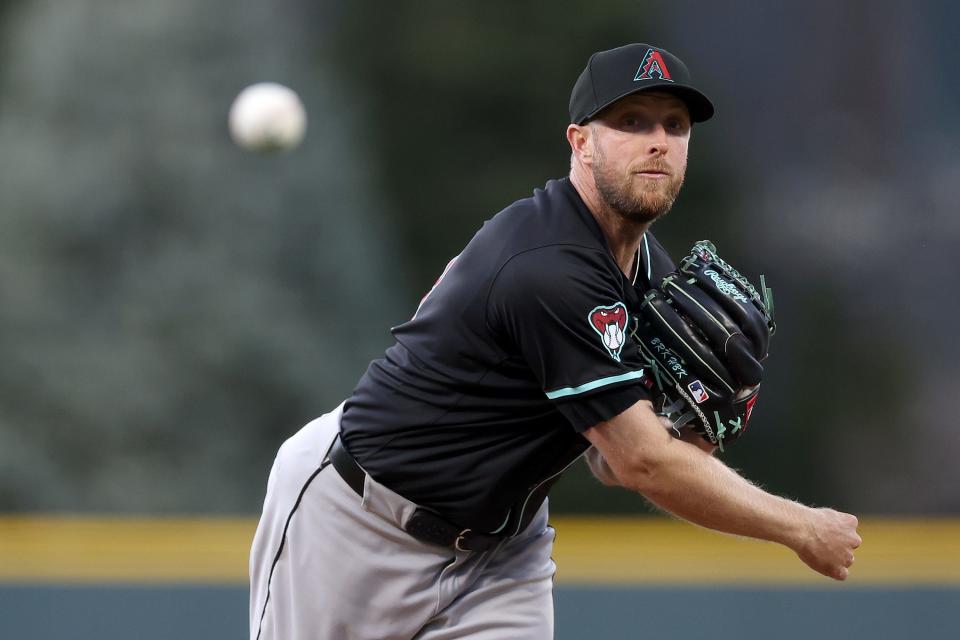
left=592, top=145, right=684, bottom=225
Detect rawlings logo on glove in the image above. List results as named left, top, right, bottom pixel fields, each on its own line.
left=633, top=240, right=775, bottom=450
left=703, top=270, right=751, bottom=303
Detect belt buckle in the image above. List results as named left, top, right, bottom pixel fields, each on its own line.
left=454, top=529, right=472, bottom=552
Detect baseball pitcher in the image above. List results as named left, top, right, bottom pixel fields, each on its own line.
left=249, top=43, right=861, bottom=640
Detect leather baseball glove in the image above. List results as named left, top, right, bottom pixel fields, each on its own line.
left=633, top=241, right=776, bottom=450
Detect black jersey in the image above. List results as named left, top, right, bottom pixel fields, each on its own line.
left=341, top=177, right=665, bottom=533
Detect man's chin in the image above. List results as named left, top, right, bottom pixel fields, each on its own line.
left=619, top=206, right=669, bottom=225
left=595, top=174, right=680, bottom=224
left=619, top=194, right=675, bottom=224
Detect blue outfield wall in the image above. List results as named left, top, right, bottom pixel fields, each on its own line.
left=556, top=586, right=960, bottom=639
left=1, top=585, right=959, bottom=640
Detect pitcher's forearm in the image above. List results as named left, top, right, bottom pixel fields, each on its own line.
left=623, top=439, right=809, bottom=548
left=586, top=402, right=860, bottom=580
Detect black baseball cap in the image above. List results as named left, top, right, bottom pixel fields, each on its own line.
left=569, top=43, right=714, bottom=124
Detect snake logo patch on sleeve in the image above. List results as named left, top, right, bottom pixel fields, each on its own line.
left=588, top=303, right=628, bottom=362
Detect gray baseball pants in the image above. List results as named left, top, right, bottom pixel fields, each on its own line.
left=249, top=403, right=557, bottom=639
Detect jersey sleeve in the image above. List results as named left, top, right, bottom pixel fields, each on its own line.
left=487, top=245, right=651, bottom=432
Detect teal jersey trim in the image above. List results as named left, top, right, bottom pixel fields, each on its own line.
left=545, top=369, right=646, bottom=400
left=642, top=233, right=652, bottom=282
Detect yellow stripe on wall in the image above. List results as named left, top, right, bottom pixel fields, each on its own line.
left=1, top=516, right=958, bottom=585
left=0, top=517, right=255, bottom=584
left=551, top=517, right=960, bottom=585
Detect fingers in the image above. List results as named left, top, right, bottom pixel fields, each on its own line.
left=826, top=555, right=854, bottom=581
left=848, top=515, right=863, bottom=549
left=841, top=512, right=862, bottom=551
left=835, top=514, right=860, bottom=579
left=825, top=554, right=855, bottom=581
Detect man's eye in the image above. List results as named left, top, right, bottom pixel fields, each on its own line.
left=623, top=117, right=638, bottom=127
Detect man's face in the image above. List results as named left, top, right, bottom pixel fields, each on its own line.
left=588, top=92, right=691, bottom=224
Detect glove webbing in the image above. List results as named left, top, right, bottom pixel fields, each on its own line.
left=683, top=240, right=776, bottom=334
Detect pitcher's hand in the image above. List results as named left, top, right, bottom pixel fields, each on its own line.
left=793, top=508, right=862, bottom=580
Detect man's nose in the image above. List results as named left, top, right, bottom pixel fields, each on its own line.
left=647, top=124, right=669, bottom=155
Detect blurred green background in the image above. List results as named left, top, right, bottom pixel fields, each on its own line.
left=2, top=2, right=959, bottom=639
left=1, top=0, right=957, bottom=517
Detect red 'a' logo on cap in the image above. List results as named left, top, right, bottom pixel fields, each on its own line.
left=634, top=49, right=673, bottom=82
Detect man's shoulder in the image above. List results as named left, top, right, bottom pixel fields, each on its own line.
left=487, top=241, right=618, bottom=313
left=472, top=177, right=606, bottom=261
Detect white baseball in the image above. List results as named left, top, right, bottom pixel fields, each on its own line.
left=229, top=82, right=307, bottom=153
left=603, top=324, right=623, bottom=350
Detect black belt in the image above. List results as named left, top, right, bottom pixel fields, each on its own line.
left=328, top=434, right=503, bottom=553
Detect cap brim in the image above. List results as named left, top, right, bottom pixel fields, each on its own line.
left=579, top=82, right=714, bottom=124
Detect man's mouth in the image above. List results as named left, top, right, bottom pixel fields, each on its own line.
left=634, top=164, right=671, bottom=176
left=635, top=170, right=669, bottom=178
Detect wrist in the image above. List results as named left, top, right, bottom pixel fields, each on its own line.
left=772, top=500, right=815, bottom=550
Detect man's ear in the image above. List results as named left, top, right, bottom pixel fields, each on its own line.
left=566, top=123, right=594, bottom=164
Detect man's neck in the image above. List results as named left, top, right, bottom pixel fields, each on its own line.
left=569, top=169, right=649, bottom=279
